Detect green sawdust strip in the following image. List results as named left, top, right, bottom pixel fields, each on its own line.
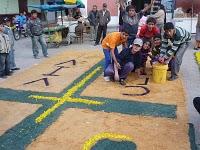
left=91, top=139, right=136, bottom=150
left=189, top=123, right=198, bottom=150
left=0, top=60, right=183, bottom=150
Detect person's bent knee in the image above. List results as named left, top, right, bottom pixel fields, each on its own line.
left=125, top=62, right=134, bottom=70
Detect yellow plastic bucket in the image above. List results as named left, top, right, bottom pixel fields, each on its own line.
left=152, top=64, right=168, bottom=84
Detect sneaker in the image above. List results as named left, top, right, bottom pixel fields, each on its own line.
left=34, top=56, right=40, bottom=59
left=0, top=75, right=7, bottom=79
left=11, top=67, right=20, bottom=71
left=104, top=76, right=111, bottom=82
left=44, top=55, right=49, bottom=58
left=5, top=71, right=13, bottom=76
left=168, top=76, right=178, bottom=81
left=119, top=79, right=126, bottom=85
left=94, top=43, right=99, bottom=46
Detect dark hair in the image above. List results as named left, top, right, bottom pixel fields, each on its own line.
left=127, top=5, right=135, bottom=12
left=164, top=22, right=175, bottom=30
left=122, top=28, right=130, bottom=35
left=103, top=3, right=107, bottom=7
left=3, top=17, right=10, bottom=23
left=143, top=38, right=152, bottom=48
left=154, top=34, right=162, bottom=40
left=31, top=10, right=38, bottom=14
left=146, top=17, right=157, bottom=25
left=131, top=0, right=136, bottom=7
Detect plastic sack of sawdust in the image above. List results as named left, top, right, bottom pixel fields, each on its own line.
left=48, top=31, right=62, bottom=43
left=64, top=0, right=76, bottom=4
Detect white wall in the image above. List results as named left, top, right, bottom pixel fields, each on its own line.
left=0, top=0, right=19, bottom=14
left=80, top=0, right=87, bottom=18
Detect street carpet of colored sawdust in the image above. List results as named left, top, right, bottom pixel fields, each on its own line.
left=0, top=50, right=192, bottom=149
left=0, top=50, right=103, bottom=93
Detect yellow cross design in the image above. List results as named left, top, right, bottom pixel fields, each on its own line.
left=29, top=67, right=104, bottom=123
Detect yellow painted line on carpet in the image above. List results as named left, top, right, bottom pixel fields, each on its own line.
left=82, top=132, right=133, bottom=150
left=63, top=67, right=101, bottom=98
left=29, top=67, right=104, bottom=123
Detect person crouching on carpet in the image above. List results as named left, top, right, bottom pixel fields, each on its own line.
left=158, top=22, right=191, bottom=81
left=140, top=39, right=151, bottom=75
left=150, top=34, right=162, bottom=64
left=102, top=30, right=129, bottom=82
left=116, top=38, right=143, bottom=85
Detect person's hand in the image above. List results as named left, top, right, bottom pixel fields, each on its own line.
left=116, top=62, right=121, bottom=70
left=158, top=57, right=165, bottom=64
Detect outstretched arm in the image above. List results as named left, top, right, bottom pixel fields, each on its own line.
left=141, top=0, right=155, bottom=13
left=119, top=0, right=125, bottom=11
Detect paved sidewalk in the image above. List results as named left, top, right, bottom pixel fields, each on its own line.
left=0, top=33, right=200, bottom=148
left=181, top=40, right=200, bottom=147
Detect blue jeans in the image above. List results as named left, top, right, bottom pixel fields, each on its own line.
left=9, top=46, right=17, bottom=69
left=31, top=35, right=48, bottom=57
left=103, top=47, right=119, bottom=76
left=119, top=62, right=134, bottom=79
left=169, top=42, right=189, bottom=77
left=0, top=53, right=10, bottom=76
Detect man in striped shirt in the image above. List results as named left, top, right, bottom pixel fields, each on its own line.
left=158, top=22, right=191, bottom=81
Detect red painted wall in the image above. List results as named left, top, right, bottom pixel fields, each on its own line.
left=87, top=0, right=118, bottom=16
left=176, top=0, right=200, bottom=14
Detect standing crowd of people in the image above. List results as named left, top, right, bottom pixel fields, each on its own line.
left=92, top=0, right=192, bottom=85
left=0, top=10, right=48, bottom=78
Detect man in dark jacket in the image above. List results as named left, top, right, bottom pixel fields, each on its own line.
left=27, top=10, right=48, bottom=59
left=105, top=38, right=143, bottom=85
left=118, top=38, right=143, bottom=85
left=88, top=5, right=98, bottom=41
left=94, top=3, right=111, bottom=46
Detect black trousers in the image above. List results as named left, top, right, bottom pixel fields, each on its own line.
left=193, top=97, right=200, bottom=114
left=95, top=25, right=107, bottom=44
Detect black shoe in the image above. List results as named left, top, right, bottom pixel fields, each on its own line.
left=94, top=43, right=99, bottom=46
left=0, top=75, right=7, bottom=79
left=119, top=79, right=126, bottom=85
left=168, top=76, right=178, bottom=81
left=11, top=67, right=20, bottom=71
left=44, top=55, right=49, bottom=58
left=6, top=71, right=13, bottom=76
left=194, top=47, right=199, bottom=50
left=34, top=56, right=40, bottom=59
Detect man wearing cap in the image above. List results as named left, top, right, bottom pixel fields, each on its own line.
left=94, top=3, right=111, bottom=46
left=117, top=38, right=143, bottom=85
left=0, top=25, right=11, bottom=78
left=3, top=17, right=20, bottom=71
